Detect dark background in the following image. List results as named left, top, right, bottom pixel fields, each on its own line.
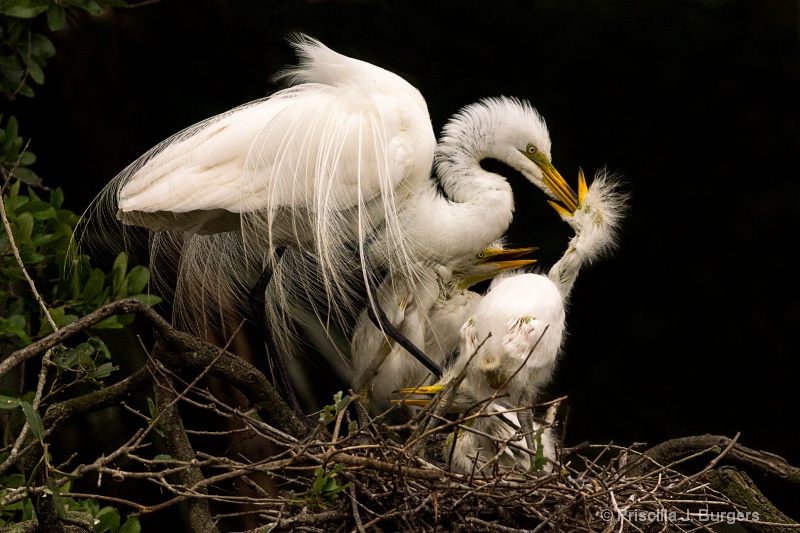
left=8, top=0, right=800, bottom=523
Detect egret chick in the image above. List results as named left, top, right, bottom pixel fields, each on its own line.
left=351, top=245, right=536, bottom=413
left=398, top=169, right=627, bottom=473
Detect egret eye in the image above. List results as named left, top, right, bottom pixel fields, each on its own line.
left=526, top=144, right=537, bottom=154
left=477, top=251, right=486, bottom=259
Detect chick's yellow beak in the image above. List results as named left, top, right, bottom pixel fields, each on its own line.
left=459, top=247, right=537, bottom=289
left=523, top=149, right=579, bottom=213
left=547, top=167, right=589, bottom=217
left=476, top=246, right=537, bottom=264
left=391, top=384, right=445, bottom=407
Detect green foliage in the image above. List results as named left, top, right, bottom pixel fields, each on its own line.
left=0, top=115, right=39, bottom=186
left=531, top=427, right=550, bottom=471
left=0, top=176, right=159, bottom=526
left=0, top=0, right=128, bottom=99
left=0, top=2, right=154, bottom=528
left=0, top=179, right=160, bottom=351
left=0, top=477, right=141, bottom=531
left=318, top=390, right=350, bottom=425
left=306, top=463, right=350, bottom=508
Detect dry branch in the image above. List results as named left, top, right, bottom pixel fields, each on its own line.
left=3, top=298, right=800, bottom=531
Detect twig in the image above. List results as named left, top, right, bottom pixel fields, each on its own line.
left=349, top=484, right=366, bottom=533
left=0, top=298, right=170, bottom=379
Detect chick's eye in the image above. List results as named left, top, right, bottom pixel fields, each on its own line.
left=477, top=251, right=485, bottom=259
left=527, top=145, right=537, bottom=154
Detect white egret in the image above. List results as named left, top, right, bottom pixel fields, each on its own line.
left=398, top=169, right=627, bottom=473
left=351, top=243, right=537, bottom=413
left=91, top=34, right=579, bottom=404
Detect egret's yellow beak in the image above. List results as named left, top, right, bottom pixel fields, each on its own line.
left=392, top=384, right=445, bottom=407
left=476, top=246, right=537, bottom=264
left=547, top=167, right=589, bottom=218
left=459, top=247, right=537, bottom=289
left=523, top=148, right=579, bottom=213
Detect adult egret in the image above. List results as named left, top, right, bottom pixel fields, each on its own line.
left=351, top=243, right=537, bottom=413
left=398, top=169, right=627, bottom=472
left=93, top=34, right=578, bottom=399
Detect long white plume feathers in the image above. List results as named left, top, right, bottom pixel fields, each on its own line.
left=87, top=34, right=436, bottom=363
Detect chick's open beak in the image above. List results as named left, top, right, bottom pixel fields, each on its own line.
left=547, top=167, right=589, bottom=218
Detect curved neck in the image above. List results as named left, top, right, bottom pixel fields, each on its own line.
left=548, top=241, right=582, bottom=302
left=420, top=134, right=514, bottom=261
left=547, top=180, right=624, bottom=302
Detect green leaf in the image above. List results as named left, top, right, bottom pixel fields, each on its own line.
left=71, top=0, right=104, bottom=16
left=32, top=233, right=62, bottom=247
left=312, top=467, right=325, bottom=494
left=336, top=394, right=351, bottom=412
left=82, top=268, right=106, bottom=301
left=146, top=397, right=158, bottom=421
left=119, top=517, right=141, bottom=533
left=40, top=306, right=65, bottom=336
left=47, top=5, right=66, bottom=31
left=14, top=166, right=40, bottom=185
left=0, top=315, right=31, bottom=345
left=62, top=342, right=96, bottom=368
left=9, top=179, right=20, bottom=199
left=147, top=397, right=164, bottom=437
left=30, top=33, right=56, bottom=59
left=94, top=506, right=121, bottom=533
left=19, top=401, right=44, bottom=443
left=57, top=313, right=79, bottom=328
left=0, top=396, right=20, bottom=409
left=124, top=265, right=149, bottom=295
left=0, top=0, right=48, bottom=18
left=16, top=84, right=35, bottom=98
left=130, top=293, right=162, bottom=306
left=45, top=476, right=67, bottom=520
left=110, top=252, right=127, bottom=296
left=116, top=313, right=134, bottom=327
left=17, top=150, right=36, bottom=166
left=15, top=200, right=50, bottom=215
left=87, top=336, right=111, bottom=361
left=92, top=315, right=124, bottom=329
left=2, top=473, right=26, bottom=488
left=152, top=454, right=172, bottom=462
left=49, top=188, right=64, bottom=210
left=4, top=116, right=18, bottom=145
left=27, top=62, right=44, bottom=85
left=90, top=362, right=117, bottom=380
left=13, top=212, right=33, bottom=242
left=57, top=347, right=79, bottom=369
left=18, top=245, right=44, bottom=264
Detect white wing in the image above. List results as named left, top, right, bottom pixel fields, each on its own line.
left=112, top=36, right=434, bottom=238
left=92, top=35, right=437, bottom=363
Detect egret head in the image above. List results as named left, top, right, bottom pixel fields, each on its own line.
left=454, top=246, right=538, bottom=290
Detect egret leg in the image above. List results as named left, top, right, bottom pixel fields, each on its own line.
left=248, top=248, right=306, bottom=419
left=517, top=386, right=537, bottom=470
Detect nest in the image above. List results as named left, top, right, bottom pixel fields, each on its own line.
left=5, top=300, right=797, bottom=532
left=128, top=374, right=787, bottom=533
